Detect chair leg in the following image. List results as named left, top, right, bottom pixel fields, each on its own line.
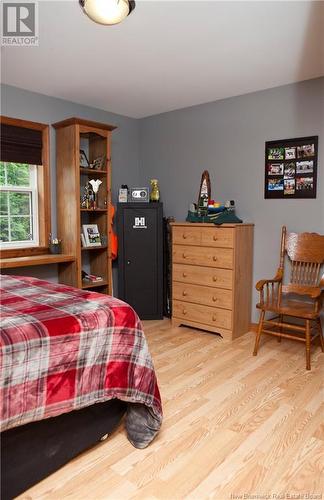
left=278, top=314, right=283, bottom=342
left=253, top=310, right=265, bottom=356
left=318, top=318, right=324, bottom=353
left=305, top=320, right=311, bottom=371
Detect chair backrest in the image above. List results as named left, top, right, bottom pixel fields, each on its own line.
left=280, top=226, right=324, bottom=289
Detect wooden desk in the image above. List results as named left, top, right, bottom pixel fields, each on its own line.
left=0, top=254, right=75, bottom=269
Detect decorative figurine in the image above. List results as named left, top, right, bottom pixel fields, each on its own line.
left=81, top=183, right=93, bottom=209
left=89, top=179, right=102, bottom=209
left=91, top=156, right=106, bottom=170
left=197, top=170, right=211, bottom=216
left=150, top=179, right=160, bottom=202
left=49, top=234, right=62, bottom=254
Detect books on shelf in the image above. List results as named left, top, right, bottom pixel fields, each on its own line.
left=82, top=270, right=104, bottom=282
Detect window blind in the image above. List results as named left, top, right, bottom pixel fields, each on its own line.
left=1, top=124, right=42, bottom=165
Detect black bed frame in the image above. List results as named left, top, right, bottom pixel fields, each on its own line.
left=1, top=399, right=127, bottom=500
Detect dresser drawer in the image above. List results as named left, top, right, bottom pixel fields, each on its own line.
left=173, top=282, right=232, bottom=310
left=172, top=226, right=201, bottom=246
left=201, top=228, right=234, bottom=248
left=173, top=264, right=233, bottom=289
left=173, top=300, right=232, bottom=330
left=173, top=245, right=233, bottom=269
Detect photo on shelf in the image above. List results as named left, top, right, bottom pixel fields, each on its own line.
left=80, top=149, right=90, bottom=168
left=82, top=224, right=102, bottom=247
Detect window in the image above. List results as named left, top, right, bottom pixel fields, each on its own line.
left=0, top=116, right=50, bottom=257
left=0, top=162, right=39, bottom=248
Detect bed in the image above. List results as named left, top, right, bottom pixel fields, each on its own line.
left=0, top=275, right=162, bottom=499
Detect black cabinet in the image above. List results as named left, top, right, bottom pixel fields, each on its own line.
left=117, top=203, right=163, bottom=320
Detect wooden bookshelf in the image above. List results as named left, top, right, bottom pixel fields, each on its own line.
left=53, top=118, right=117, bottom=295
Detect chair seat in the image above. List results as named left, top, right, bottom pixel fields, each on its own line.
left=256, top=294, right=320, bottom=319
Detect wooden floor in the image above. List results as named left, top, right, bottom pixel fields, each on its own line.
left=19, top=319, right=324, bottom=500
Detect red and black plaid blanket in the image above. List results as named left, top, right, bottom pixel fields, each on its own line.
left=0, top=275, right=162, bottom=448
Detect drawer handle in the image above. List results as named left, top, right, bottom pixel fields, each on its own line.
left=183, top=272, right=187, bottom=278
left=212, top=276, right=218, bottom=282
left=183, top=309, right=187, bottom=315
left=182, top=290, right=188, bottom=296
left=213, top=256, right=218, bottom=262
left=182, top=234, right=187, bottom=239
left=212, top=315, right=217, bottom=321
left=213, top=235, right=218, bottom=241
left=182, top=253, right=187, bottom=259
left=212, top=296, right=218, bottom=302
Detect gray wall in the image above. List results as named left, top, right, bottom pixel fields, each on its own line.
left=2, top=79, right=323, bottom=320
left=1, top=84, right=141, bottom=285
left=139, top=77, right=324, bottom=322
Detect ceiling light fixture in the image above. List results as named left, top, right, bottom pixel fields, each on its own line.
left=79, top=0, right=136, bottom=26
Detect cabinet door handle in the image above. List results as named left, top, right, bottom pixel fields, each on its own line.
left=213, top=256, right=217, bottom=262
left=182, top=253, right=187, bottom=259
left=182, top=290, right=188, bottom=296
left=212, top=276, right=218, bottom=282
left=212, top=315, right=217, bottom=321
left=183, top=309, right=187, bottom=315
left=183, top=272, right=187, bottom=278
left=212, top=296, right=218, bottom=302
left=182, top=234, right=187, bottom=239
left=213, top=235, right=218, bottom=241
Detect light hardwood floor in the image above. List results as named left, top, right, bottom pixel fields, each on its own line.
left=19, top=319, right=324, bottom=500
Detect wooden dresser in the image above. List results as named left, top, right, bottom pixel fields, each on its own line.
left=171, top=222, right=254, bottom=341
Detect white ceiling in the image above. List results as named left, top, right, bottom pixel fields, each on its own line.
left=2, top=1, right=324, bottom=118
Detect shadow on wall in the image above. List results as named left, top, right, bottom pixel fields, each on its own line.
left=292, top=1, right=324, bottom=229
left=254, top=2, right=324, bottom=325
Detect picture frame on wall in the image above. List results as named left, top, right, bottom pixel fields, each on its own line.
left=264, top=136, right=318, bottom=199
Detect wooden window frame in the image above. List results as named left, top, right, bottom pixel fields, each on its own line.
left=0, top=116, right=51, bottom=259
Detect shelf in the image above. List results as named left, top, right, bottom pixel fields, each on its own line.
left=81, top=245, right=107, bottom=251
left=80, top=168, right=108, bottom=175
left=0, top=254, right=75, bottom=269
left=82, top=280, right=108, bottom=289
left=80, top=208, right=107, bottom=212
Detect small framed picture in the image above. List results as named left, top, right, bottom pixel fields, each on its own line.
left=82, top=224, right=101, bottom=247
left=80, top=150, right=90, bottom=168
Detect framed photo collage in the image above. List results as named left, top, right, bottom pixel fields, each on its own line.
left=265, top=136, right=318, bottom=199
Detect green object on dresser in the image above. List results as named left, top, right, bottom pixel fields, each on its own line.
left=186, top=209, right=242, bottom=225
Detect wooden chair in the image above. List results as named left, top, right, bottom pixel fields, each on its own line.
left=253, top=226, right=324, bottom=370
